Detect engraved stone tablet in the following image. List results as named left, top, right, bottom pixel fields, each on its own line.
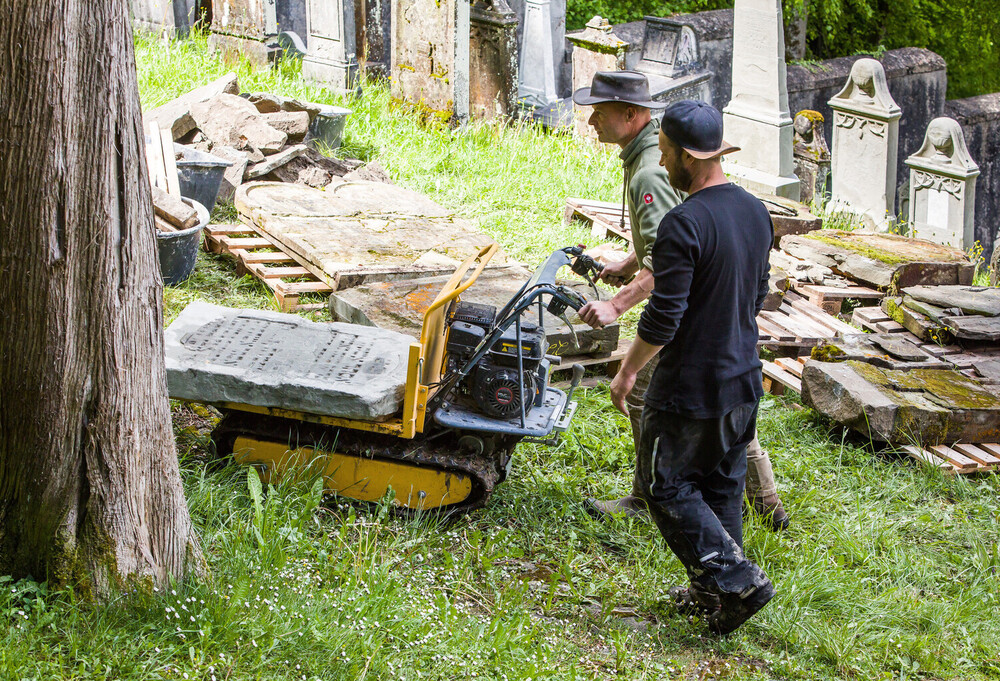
left=165, top=302, right=413, bottom=419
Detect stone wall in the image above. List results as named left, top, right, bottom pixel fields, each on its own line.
left=132, top=0, right=199, bottom=35
left=946, top=93, right=1000, bottom=255
left=787, top=48, right=948, bottom=216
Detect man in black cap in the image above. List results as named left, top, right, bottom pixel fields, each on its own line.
left=573, top=72, right=789, bottom=533
left=608, top=99, right=775, bottom=634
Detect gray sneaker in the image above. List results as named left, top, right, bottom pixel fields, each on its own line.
left=584, top=495, right=650, bottom=520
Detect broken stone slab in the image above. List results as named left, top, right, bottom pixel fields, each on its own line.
left=779, top=231, right=974, bottom=289
left=940, top=315, right=1000, bottom=342
left=768, top=248, right=844, bottom=286
left=164, top=301, right=413, bottom=420
left=262, top=148, right=363, bottom=187
left=330, top=267, right=620, bottom=357
left=246, top=92, right=322, bottom=120
left=810, top=336, right=943, bottom=370
left=234, top=181, right=508, bottom=290
left=143, top=72, right=240, bottom=141
left=246, top=144, right=309, bottom=180
left=261, top=111, right=311, bottom=143
left=761, top=271, right=791, bottom=312
left=190, top=94, right=287, bottom=155
left=882, top=296, right=952, bottom=343
left=801, top=359, right=1000, bottom=444
left=207, top=146, right=251, bottom=203
left=755, top=194, right=823, bottom=246
left=342, top=160, right=394, bottom=184
left=902, top=285, right=1000, bottom=317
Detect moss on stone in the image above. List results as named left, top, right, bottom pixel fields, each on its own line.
left=848, top=360, right=1000, bottom=410
left=806, top=232, right=912, bottom=266
left=811, top=343, right=846, bottom=362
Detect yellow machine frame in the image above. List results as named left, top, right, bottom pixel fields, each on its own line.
left=216, top=243, right=500, bottom=440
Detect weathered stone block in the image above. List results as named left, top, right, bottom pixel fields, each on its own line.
left=190, top=94, right=287, bottom=154
left=261, top=111, right=311, bottom=142
left=802, top=360, right=1000, bottom=444
left=165, top=302, right=413, bottom=420
left=142, top=72, right=240, bottom=141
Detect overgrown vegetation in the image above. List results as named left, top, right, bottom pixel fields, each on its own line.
left=566, top=0, right=1000, bottom=99
left=4, top=31, right=1000, bottom=680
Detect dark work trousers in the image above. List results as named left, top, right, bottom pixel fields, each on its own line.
left=636, top=401, right=771, bottom=597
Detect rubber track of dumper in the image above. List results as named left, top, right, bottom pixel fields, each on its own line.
left=211, top=411, right=516, bottom=514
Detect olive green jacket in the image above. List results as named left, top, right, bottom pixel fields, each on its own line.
left=619, top=120, right=685, bottom=271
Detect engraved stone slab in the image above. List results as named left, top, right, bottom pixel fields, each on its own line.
left=165, top=302, right=413, bottom=419
left=235, top=181, right=508, bottom=290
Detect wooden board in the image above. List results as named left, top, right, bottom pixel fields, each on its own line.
left=901, top=444, right=999, bottom=475
left=792, top=282, right=883, bottom=315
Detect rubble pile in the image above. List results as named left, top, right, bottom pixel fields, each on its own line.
left=142, top=72, right=388, bottom=206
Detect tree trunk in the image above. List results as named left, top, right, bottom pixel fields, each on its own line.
left=0, top=0, right=203, bottom=596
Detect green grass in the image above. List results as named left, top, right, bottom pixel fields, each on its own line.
left=4, top=29, right=1000, bottom=681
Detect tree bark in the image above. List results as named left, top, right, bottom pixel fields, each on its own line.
left=0, top=0, right=203, bottom=596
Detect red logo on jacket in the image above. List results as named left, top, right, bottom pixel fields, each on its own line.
left=643, top=193, right=653, bottom=204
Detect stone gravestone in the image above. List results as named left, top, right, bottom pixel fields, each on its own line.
left=209, top=0, right=281, bottom=63
left=165, top=302, right=414, bottom=420
left=905, top=117, right=980, bottom=250
left=634, top=16, right=711, bottom=106
left=469, top=0, right=520, bottom=120
left=354, top=0, right=392, bottom=78
left=827, top=58, right=902, bottom=230
left=507, top=0, right=568, bottom=98
left=391, top=0, right=470, bottom=124
left=132, top=0, right=197, bottom=35
left=721, top=0, right=800, bottom=201
left=566, top=17, right=628, bottom=140
left=792, top=110, right=831, bottom=206
left=518, top=0, right=560, bottom=108
left=301, top=0, right=359, bottom=91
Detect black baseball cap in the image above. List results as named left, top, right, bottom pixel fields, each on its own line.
left=660, top=99, right=740, bottom=160
left=572, top=71, right=666, bottom=109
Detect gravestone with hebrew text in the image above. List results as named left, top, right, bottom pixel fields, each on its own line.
left=905, top=117, right=980, bottom=250
left=827, top=58, right=902, bottom=230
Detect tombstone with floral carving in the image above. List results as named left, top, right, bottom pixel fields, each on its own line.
left=827, top=58, right=901, bottom=230
left=905, top=117, right=979, bottom=250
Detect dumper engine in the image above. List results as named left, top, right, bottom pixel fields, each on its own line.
left=445, top=301, right=547, bottom=419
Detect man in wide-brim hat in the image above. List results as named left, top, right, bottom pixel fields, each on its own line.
left=573, top=72, right=790, bottom=536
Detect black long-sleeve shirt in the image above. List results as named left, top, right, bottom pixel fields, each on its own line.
left=636, top=183, right=772, bottom=418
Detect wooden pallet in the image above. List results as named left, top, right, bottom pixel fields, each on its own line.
left=790, top=282, right=883, bottom=316
left=203, top=224, right=332, bottom=312
left=564, top=197, right=632, bottom=244
left=757, top=290, right=860, bottom=352
left=762, top=356, right=807, bottom=395
left=851, top=306, right=908, bottom=335
left=901, top=443, right=1000, bottom=475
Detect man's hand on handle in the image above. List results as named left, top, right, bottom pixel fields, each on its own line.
left=578, top=300, right=621, bottom=329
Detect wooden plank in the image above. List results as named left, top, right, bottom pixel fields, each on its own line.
left=978, top=443, right=1000, bottom=460
left=240, top=251, right=296, bottom=264
left=872, top=320, right=906, bottom=334
left=930, top=445, right=979, bottom=470
left=220, top=237, right=274, bottom=252
left=756, top=316, right=795, bottom=342
left=789, top=298, right=860, bottom=336
left=953, top=443, right=1000, bottom=467
left=774, top=357, right=804, bottom=378
left=275, top=280, right=333, bottom=294
left=772, top=309, right=831, bottom=340
left=762, top=360, right=802, bottom=394
left=160, top=128, right=181, bottom=197
left=146, top=122, right=168, bottom=191
left=901, top=445, right=955, bottom=473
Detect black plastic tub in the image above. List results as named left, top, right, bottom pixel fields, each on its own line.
left=157, top=197, right=209, bottom=286
left=174, top=145, right=232, bottom=214
left=308, top=105, right=351, bottom=150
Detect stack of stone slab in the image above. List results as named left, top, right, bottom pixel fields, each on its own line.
left=142, top=74, right=370, bottom=203
left=882, top=286, right=1000, bottom=344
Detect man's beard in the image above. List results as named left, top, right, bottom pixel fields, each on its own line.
left=669, top=163, right=693, bottom=192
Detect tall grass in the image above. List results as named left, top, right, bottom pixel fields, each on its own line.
left=4, top=29, right=998, bottom=681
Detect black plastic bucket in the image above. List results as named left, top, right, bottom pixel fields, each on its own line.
left=308, top=105, right=351, bottom=150
left=157, top=197, right=209, bottom=286
left=174, top=145, right=232, bottom=214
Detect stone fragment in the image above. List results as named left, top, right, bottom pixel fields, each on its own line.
left=247, top=92, right=283, bottom=113
left=882, top=296, right=952, bottom=343
left=330, top=267, right=620, bottom=357
left=761, top=272, right=790, bottom=312
left=246, top=144, right=308, bottom=180
left=151, top=186, right=199, bottom=229
left=801, top=360, right=1000, bottom=444
left=780, top=231, right=974, bottom=289
left=143, top=72, right=240, bottom=141
left=757, top=194, right=822, bottom=247
left=207, top=145, right=251, bottom=203
left=190, top=94, right=287, bottom=155
left=768, top=248, right=843, bottom=286
left=810, top=337, right=942, bottom=370
left=342, top=161, right=394, bottom=184
left=265, top=157, right=333, bottom=187
left=261, top=111, right=311, bottom=143
left=940, top=316, right=1000, bottom=342
left=902, top=285, right=1000, bottom=317
left=164, top=301, right=414, bottom=420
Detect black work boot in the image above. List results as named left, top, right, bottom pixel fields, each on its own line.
left=584, top=495, right=650, bottom=520
left=749, top=494, right=790, bottom=532
left=667, top=584, right=721, bottom=617
left=707, top=580, right=776, bottom=635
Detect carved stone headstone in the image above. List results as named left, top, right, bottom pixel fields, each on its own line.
left=635, top=16, right=711, bottom=107
left=792, top=110, right=831, bottom=206
left=391, top=0, right=470, bottom=124
left=132, top=0, right=197, bottom=35
left=209, top=0, right=281, bottom=63
left=165, top=302, right=413, bottom=420
left=470, top=0, right=520, bottom=120
left=905, top=117, right=980, bottom=250
left=518, top=0, right=559, bottom=108
left=827, top=58, right=902, bottom=230
left=721, top=0, right=800, bottom=200
left=301, top=0, right=359, bottom=91
left=566, top=17, right=627, bottom=140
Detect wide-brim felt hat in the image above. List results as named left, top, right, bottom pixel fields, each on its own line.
left=572, top=71, right=666, bottom=109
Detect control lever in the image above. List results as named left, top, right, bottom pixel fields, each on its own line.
left=564, top=363, right=585, bottom=406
